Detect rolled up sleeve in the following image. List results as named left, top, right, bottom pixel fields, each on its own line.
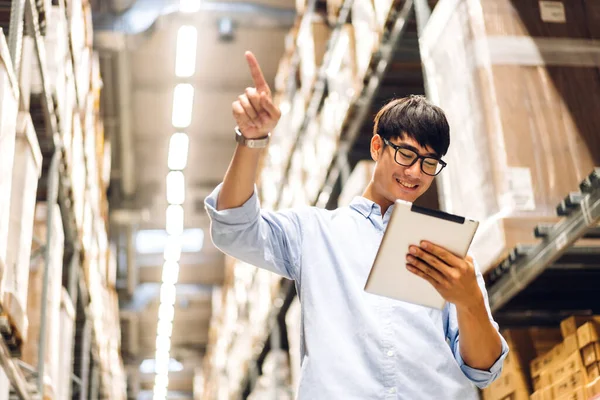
left=444, top=259, right=509, bottom=389
left=204, top=183, right=304, bottom=281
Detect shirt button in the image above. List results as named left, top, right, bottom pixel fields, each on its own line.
left=387, top=350, right=394, bottom=357
left=389, top=388, right=396, bottom=394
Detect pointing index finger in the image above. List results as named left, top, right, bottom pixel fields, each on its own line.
left=245, top=51, right=270, bottom=93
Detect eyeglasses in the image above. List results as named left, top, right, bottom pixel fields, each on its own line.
left=382, top=137, right=447, bottom=176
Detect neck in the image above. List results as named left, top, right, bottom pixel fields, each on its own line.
left=362, top=182, right=394, bottom=216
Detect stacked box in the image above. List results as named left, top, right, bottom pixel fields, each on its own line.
left=420, top=0, right=600, bottom=271
left=22, top=203, right=64, bottom=399
left=351, top=0, right=380, bottom=79
left=578, top=321, right=600, bottom=384
left=529, top=317, right=600, bottom=399
left=297, top=21, right=332, bottom=100
left=483, top=329, right=537, bottom=400
left=0, top=30, right=19, bottom=291
left=3, top=112, right=42, bottom=341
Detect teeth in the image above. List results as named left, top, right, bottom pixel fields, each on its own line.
left=396, top=178, right=416, bottom=189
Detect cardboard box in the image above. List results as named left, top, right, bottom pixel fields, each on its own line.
left=2, top=113, right=42, bottom=340
left=556, top=386, right=586, bottom=400
left=530, top=386, right=554, bottom=400
left=485, top=369, right=529, bottom=400
left=530, top=328, right=564, bottom=356
left=588, top=378, right=600, bottom=398
left=588, top=363, right=600, bottom=383
left=22, top=203, right=64, bottom=398
left=577, top=323, right=600, bottom=349
left=420, top=0, right=600, bottom=272
left=582, top=343, right=600, bottom=367
left=561, top=316, right=595, bottom=340
left=553, top=371, right=586, bottom=399
left=533, top=372, right=552, bottom=392
left=552, top=352, right=584, bottom=384
left=0, top=31, right=19, bottom=289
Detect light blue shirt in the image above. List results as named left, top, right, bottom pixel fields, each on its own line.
left=205, top=184, right=508, bottom=399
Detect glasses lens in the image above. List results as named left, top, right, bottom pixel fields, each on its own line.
left=422, top=158, right=441, bottom=176
left=394, top=148, right=417, bottom=166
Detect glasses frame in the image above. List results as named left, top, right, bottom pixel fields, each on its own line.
left=381, top=137, right=447, bottom=176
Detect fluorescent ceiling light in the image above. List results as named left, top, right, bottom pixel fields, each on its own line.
left=136, top=229, right=203, bottom=254
left=158, top=303, right=175, bottom=322
left=164, top=236, right=182, bottom=262
left=160, top=283, right=177, bottom=306
left=176, top=26, right=198, bottom=77
left=156, top=335, right=172, bottom=353
left=168, top=133, right=189, bottom=170
left=157, top=319, right=173, bottom=337
left=153, top=385, right=167, bottom=398
left=172, top=84, right=194, bottom=128
left=156, top=349, right=170, bottom=368
left=155, top=374, right=169, bottom=389
left=166, top=171, right=185, bottom=205
left=162, top=262, right=180, bottom=285
left=155, top=360, right=169, bottom=377
left=180, top=0, right=200, bottom=13
left=166, top=205, right=184, bottom=236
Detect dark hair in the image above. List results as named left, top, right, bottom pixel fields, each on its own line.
left=373, top=95, right=450, bottom=156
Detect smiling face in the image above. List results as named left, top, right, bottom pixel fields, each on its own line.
left=361, top=96, right=450, bottom=214
left=364, top=134, right=437, bottom=210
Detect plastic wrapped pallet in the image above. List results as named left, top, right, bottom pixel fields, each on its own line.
left=326, top=24, right=361, bottom=105
left=56, top=289, right=75, bottom=400
left=3, top=113, right=42, bottom=341
left=23, top=203, right=64, bottom=399
left=420, top=0, right=600, bottom=271
left=351, top=0, right=380, bottom=79
left=0, top=30, right=19, bottom=290
left=298, top=21, right=332, bottom=99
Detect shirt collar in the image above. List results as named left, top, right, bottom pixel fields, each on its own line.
left=349, top=196, right=381, bottom=219
left=349, top=196, right=396, bottom=224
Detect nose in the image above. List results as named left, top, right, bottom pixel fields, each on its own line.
left=404, top=160, right=422, bottom=179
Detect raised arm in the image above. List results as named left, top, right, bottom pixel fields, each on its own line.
left=217, top=51, right=281, bottom=211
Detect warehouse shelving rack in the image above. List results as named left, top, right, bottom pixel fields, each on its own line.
left=239, top=0, right=420, bottom=397
left=486, top=168, right=600, bottom=327
left=0, top=0, right=95, bottom=399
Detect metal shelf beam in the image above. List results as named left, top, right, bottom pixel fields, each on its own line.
left=488, top=168, right=600, bottom=313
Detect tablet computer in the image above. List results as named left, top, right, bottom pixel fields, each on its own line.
left=364, top=199, right=479, bottom=309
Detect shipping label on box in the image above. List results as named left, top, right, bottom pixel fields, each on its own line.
left=578, top=322, right=600, bottom=349
left=582, top=343, right=600, bottom=366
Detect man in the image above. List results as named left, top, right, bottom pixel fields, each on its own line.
left=204, top=51, right=508, bottom=399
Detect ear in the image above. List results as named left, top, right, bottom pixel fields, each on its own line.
left=370, top=135, right=383, bottom=161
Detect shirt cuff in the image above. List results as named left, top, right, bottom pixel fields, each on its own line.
left=456, top=333, right=509, bottom=389
left=204, top=183, right=261, bottom=232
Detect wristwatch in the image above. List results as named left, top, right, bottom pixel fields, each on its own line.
left=235, top=126, right=271, bottom=149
